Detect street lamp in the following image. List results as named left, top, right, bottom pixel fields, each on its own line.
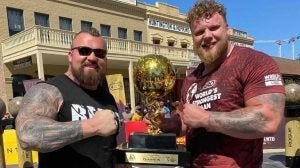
left=276, top=40, right=286, bottom=58
left=288, top=37, right=296, bottom=60
left=288, top=35, right=300, bottom=60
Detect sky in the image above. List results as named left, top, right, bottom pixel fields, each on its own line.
left=138, top=0, right=300, bottom=60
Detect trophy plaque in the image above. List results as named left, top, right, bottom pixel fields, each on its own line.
left=115, top=55, right=190, bottom=167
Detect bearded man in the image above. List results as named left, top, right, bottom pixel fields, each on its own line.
left=16, top=28, right=119, bottom=168
left=177, top=0, right=285, bottom=167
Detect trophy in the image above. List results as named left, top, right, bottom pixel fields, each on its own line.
left=115, top=55, right=190, bottom=167
left=133, top=54, right=176, bottom=135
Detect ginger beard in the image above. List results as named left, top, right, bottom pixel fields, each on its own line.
left=71, top=62, right=106, bottom=87
left=194, top=35, right=229, bottom=65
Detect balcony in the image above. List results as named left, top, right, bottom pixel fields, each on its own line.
left=1, top=26, right=197, bottom=67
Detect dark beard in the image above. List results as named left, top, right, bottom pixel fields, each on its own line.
left=195, top=37, right=228, bottom=65
left=71, top=64, right=104, bottom=87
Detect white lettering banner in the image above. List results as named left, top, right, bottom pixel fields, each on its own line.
left=148, top=18, right=191, bottom=34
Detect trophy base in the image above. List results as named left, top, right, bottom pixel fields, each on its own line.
left=114, top=133, right=190, bottom=167
left=128, top=132, right=177, bottom=149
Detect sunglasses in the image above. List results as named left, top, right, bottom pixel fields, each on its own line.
left=71, top=46, right=107, bottom=59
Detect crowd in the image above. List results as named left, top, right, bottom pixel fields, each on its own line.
left=118, top=99, right=179, bottom=123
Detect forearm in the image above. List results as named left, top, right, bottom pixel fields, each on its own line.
left=204, top=93, right=285, bottom=139
left=207, top=106, right=280, bottom=139
left=17, top=117, right=83, bottom=153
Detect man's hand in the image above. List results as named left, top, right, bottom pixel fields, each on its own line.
left=143, top=109, right=183, bottom=136
left=178, top=103, right=210, bottom=128
left=90, top=109, right=118, bottom=136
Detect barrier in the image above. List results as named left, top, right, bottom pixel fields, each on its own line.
left=285, top=105, right=300, bottom=167
left=3, top=129, right=38, bottom=166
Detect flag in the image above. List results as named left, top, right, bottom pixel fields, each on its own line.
left=106, top=74, right=126, bottom=111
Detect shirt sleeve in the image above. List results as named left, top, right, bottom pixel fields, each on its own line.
left=242, top=53, right=285, bottom=101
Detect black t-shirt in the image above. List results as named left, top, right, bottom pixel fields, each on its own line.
left=39, top=75, right=118, bottom=168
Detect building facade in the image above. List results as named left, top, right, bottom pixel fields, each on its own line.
left=0, top=0, right=254, bottom=109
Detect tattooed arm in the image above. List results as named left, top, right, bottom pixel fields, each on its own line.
left=16, top=83, right=117, bottom=153
left=15, top=83, right=82, bottom=152
left=180, top=93, right=285, bottom=139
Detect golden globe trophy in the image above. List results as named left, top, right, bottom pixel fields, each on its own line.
left=134, top=54, right=176, bottom=135
left=115, top=55, right=190, bottom=167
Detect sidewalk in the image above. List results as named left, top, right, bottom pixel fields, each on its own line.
left=6, top=149, right=288, bottom=168
left=263, top=149, right=287, bottom=168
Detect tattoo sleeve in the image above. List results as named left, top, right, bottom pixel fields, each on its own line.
left=15, top=83, right=83, bottom=152
left=208, top=93, right=285, bottom=139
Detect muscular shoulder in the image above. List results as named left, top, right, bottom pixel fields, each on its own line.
left=229, top=47, right=280, bottom=82
left=25, top=82, right=63, bottom=103
left=232, top=47, right=284, bottom=100
left=18, top=82, right=63, bottom=118
left=234, top=46, right=278, bottom=68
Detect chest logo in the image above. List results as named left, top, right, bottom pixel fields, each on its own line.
left=186, top=83, right=198, bottom=103
left=202, top=80, right=216, bottom=90
left=71, top=104, right=97, bottom=121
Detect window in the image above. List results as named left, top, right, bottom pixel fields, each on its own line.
left=100, top=24, right=111, bottom=37
left=134, top=30, right=142, bottom=41
left=35, top=12, right=49, bottom=27
left=11, top=74, right=33, bottom=97
left=133, top=31, right=143, bottom=51
left=118, top=27, right=127, bottom=39
left=35, top=13, right=50, bottom=43
left=59, top=17, right=72, bottom=31
left=166, top=37, right=176, bottom=47
left=7, top=7, right=24, bottom=36
left=151, top=34, right=162, bottom=45
left=153, top=39, right=160, bottom=45
left=168, top=41, right=175, bottom=47
left=81, top=20, right=92, bottom=31
left=181, top=43, right=188, bottom=48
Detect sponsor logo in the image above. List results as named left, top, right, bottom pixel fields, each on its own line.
left=186, top=80, right=221, bottom=110
left=202, top=80, right=216, bottom=90
left=264, top=74, right=283, bottom=86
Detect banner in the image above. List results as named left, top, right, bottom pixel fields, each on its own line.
left=115, top=0, right=136, bottom=5
left=3, top=129, right=38, bottom=165
left=106, top=74, right=127, bottom=109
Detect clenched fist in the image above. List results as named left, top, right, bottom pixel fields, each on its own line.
left=82, top=109, right=118, bottom=138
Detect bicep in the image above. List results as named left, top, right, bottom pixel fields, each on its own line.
left=16, top=83, right=63, bottom=129
left=245, top=93, right=285, bottom=122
